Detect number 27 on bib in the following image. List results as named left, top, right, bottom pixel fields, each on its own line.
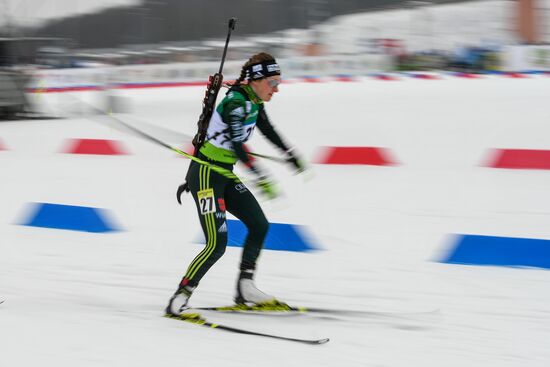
left=197, top=188, right=216, bottom=215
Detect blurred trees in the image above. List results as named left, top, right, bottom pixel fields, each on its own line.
left=28, top=0, right=419, bottom=49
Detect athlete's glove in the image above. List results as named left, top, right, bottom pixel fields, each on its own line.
left=285, top=148, right=306, bottom=174
left=255, top=174, right=278, bottom=200
left=176, top=182, right=190, bottom=205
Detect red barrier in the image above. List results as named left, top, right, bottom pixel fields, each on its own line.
left=303, top=77, right=322, bottom=83
left=487, top=149, right=550, bottom=169
left=413, top=73, right=441, bottom=80
left=316, top=146, right=397, bottom=165
left=506, top=72, right=529, bottom=79
left=374, top=74, right=399, bottom=81
left=63, top=139, right=128, bottom=155
left=456, top=73, right=482, bottom=79
left=333, top=76, right=356, bottom=82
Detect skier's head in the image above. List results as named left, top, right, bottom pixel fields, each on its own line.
left=237, top=52, right=281, bottom=102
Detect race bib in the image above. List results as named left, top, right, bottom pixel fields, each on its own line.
left=197, top=188, right=216, bottom=215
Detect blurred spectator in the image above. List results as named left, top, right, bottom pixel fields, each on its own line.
left=447, top=46, right=500, bottom=72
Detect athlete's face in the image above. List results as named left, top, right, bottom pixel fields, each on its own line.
left=251, top=76, right=281, bottom=102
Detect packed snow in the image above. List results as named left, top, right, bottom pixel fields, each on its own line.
left=1, top=75, right=549, bottom=366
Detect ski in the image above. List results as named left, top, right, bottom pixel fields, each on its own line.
left=193, top=303, right=439, bottom=318
left=164, top=312, right=329, bottom=345
left=193, top=303, right=306, bottom=314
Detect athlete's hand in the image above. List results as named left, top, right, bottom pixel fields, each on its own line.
left=255, top=175, right=278, bottom=200
left=285, top=148, right=306, bottom=174
left=176, top=182, right=189, bottom=205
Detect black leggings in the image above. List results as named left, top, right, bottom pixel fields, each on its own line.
left=181, top=160, right=268, bottom=288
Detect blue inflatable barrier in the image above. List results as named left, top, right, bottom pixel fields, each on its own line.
left=441, top=234, right=550, bottom=269
left=20, top=202, right=120, bottom=233
left=197, top=219, right=319, bottom=252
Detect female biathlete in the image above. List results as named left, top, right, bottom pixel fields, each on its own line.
left=166, top=52, right=305, bottom=316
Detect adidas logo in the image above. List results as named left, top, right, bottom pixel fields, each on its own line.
left=218, top=222, right=227, bottom=233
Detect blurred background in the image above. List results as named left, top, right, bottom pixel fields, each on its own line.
left=3, top=0, right=550, bottom=63
left=1, top=0, right=550, bottom=119
left=2, top=0, right=550, bottom=64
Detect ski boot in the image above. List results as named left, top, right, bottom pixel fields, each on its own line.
left=234, top=269, right=286, bottom=310
left=165, top=285, right=195, bottom=316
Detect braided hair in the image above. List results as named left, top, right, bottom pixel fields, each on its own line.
left=234, top=52, right=277, bottom=86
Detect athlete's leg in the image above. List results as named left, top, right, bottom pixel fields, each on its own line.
left=224, top=181, right=269, bottom=272
left=224, top=181, right=276, bottom=304
left=180, top=163, right=229, bottom=288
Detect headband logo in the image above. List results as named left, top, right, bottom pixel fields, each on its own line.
left=252, top=64, right=263, bottom=72
left=267, top=64, right=280, bottom=72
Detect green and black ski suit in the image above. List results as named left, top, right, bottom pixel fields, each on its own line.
left=181, top=84, right=290, bottom=288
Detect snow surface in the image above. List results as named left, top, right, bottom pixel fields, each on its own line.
left=1, top=76, right=550, bottom=366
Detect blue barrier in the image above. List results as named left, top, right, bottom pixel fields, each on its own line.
left=197, top=219, right=319, bottom=252
left=441, top=234, right=550, bottom=269
left=20, top=202, right=120, bottom=233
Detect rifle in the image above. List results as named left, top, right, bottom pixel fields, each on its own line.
left=192, top=17, right=237, bottom=152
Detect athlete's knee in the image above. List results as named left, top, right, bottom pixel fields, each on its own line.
left=210, top=232, right=228, bottom=260
left=249, top=216, right=269, bottom=239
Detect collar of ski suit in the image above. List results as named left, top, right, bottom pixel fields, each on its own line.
left=242, top=84, right=264, bottom=105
